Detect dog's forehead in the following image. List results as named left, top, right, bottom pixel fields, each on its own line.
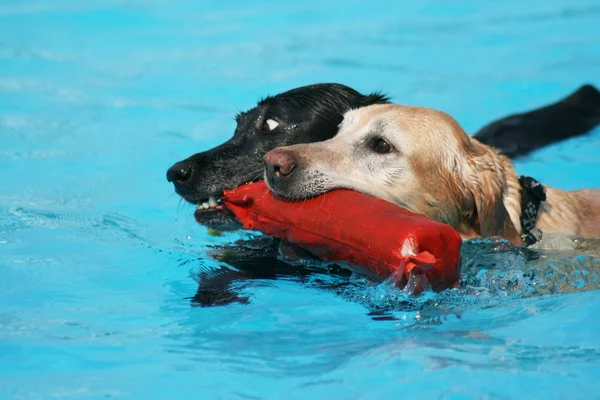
left=236, top=106, right=260, bottom=122
left=339, top=105, right=395, bottom=134
left=257, top=97, right=306, bottom=122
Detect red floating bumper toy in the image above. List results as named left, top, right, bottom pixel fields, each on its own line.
left=221, top=182, right=462, bottom=292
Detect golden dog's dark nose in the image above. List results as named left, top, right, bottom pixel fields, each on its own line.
left=264, top=149, right=296, bottom=179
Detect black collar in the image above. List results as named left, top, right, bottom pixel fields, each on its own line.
left=518, top=175, right=546, bottom=246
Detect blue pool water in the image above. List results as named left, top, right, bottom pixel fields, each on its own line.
left=1, top=1, right=600, bottom=398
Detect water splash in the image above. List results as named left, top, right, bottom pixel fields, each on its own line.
left=333, top=237, right=600, bottom=317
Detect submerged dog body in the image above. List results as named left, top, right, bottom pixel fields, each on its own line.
left=264, top=104, right=600, bottom=245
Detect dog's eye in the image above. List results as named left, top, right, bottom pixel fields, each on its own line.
left=373, top=138, right=392, bottom=154
left=262, top=119, right=279, bottom=131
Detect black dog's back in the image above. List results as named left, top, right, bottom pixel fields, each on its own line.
left=474, top=84, right=600, bottom=158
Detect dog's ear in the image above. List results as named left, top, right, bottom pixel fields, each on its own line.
left=463, top=139, right=523, bottom=246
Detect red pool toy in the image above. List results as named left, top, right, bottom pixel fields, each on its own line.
left=221, top=182, right=462, bottom=292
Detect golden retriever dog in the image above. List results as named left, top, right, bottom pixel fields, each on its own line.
left=263, top=104, right=600, bottom=246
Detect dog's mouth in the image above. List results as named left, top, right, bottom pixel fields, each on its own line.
left=190, top=178, right=262, bottom=231
left=195, top=196, right=224, bottom=212
left=193, top=195, right=228, bottom=224
left=192, top=191, right=243, bottom=231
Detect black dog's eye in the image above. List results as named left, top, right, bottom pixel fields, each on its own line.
left=261, top=118, right=279, bottom=132
left=372, top=138, right=392, bottom=154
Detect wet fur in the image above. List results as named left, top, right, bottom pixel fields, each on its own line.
left=168, top=83, right=600, bottom=232
left=167, top=83, right=600, bottom=307
left=169, top=84, right=389, bottom=230
left=266, top=104, right=600, bottom=245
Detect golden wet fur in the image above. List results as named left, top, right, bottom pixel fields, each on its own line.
left=266, top=104, right=600, bottom=246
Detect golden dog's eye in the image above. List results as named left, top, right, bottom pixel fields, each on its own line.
left=373, top=138, right=392, bottom=154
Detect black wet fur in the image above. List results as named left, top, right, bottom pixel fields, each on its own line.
left=474, top=84, right=600, bottom=159
left=167, top=83, right=389, bottom=231
left=168, top=82, right=600, bottom=308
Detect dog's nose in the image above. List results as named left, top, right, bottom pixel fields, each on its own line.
left=264, top=149, right=296, bottom=179
left=166, top=162, right=193, bottom=184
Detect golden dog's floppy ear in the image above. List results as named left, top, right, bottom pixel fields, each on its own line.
left=464, top=139, right=523, bottom=246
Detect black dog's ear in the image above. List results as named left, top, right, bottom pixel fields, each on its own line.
left=267, top=83, right=391, bottom=123
left=361, top=90, right=391, bottom=106
left=473, top=84, right=600, bottom=159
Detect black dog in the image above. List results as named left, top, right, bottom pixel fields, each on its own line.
left=167, top=84, right=390, bottom=231
left=167, top=82, right=600, bottom=307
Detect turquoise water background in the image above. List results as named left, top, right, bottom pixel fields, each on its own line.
left=1, top=1, right=600, bottom=399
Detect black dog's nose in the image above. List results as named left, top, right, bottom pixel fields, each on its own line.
left=166, top=162, right=193, bottom=183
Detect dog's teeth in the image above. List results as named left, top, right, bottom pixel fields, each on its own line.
left=208, top=196, right=218, bottom=208
left=202, top=202, right=209, bottom=209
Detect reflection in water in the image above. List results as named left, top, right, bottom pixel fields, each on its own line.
left=192, top=235, right=600, bottom=318
left=158, top=235, right=600, bottom=384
